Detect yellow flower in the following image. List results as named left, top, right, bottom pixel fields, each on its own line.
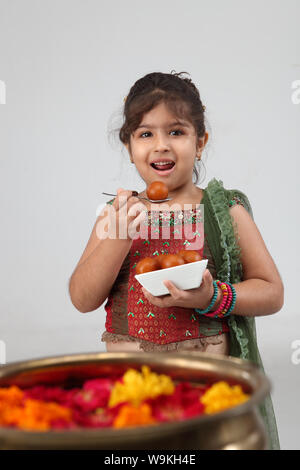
left=200, top=381, right=249, bottom=414
left=108, top=365, right=175, bottom=408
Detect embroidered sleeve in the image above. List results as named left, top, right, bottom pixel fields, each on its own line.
left=226, top=189, right=254, bottom=220
left=228, top=196, right=245, bottom=208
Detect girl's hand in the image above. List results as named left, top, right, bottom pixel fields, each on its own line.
left=141, top=269, right=216, bottom=310
left=108, top=188, right=146, bottom=240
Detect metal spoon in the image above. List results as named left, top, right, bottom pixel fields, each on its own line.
left=101, top=192, right=171, bottom=204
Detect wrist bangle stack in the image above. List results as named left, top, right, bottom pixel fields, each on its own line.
left=196, top=280, right=237, bottom=319
left=195, top=281, right=218, bottom=315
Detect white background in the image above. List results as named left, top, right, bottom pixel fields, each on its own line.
left=0, top=0, right=299, bottom=449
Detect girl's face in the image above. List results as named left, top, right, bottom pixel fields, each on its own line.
left=125, top=102, right=208, bottom=194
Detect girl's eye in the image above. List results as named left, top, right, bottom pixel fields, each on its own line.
left=139, top=132, right=151, bottom=138
left=170, top=129, right=183, bottom=136
left=139, top=129, right=183, bottom=138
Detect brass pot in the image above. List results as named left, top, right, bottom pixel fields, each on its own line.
left=0, top=351, right=270, bottom=450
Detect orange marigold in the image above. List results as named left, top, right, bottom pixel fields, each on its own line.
left=12, top=399, right=72, bottom=431
left=0, top=385, right=72, bottom=431
left=0, top=385, right=24, bottom=406
left=113, top=403, right=157, bottom=429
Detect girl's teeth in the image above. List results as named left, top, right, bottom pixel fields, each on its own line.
left=151, top=161, right=175, bottom=171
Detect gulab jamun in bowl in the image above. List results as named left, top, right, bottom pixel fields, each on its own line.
left=134, top=250, right=208, bottom=296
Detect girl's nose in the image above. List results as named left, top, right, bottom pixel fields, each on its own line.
left=153, top=133, right=171, bottom=152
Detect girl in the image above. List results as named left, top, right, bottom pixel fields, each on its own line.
left=69, top=71, right=283, bottom=449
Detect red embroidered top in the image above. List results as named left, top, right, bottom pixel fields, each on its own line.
left=103, top=203, right=230, bottom=346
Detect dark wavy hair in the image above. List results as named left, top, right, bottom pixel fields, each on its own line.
left=118, top=71, right=208, bottom=184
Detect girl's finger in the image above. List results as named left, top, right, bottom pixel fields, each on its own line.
left=203, top=269, right=211, bottom=284
left=127, top=200, right=146, bottom=218
left=114, top=189, right=133, bottom=211
left=142, top=288, right=162, bottom=305
left=142, top=287, right=173, bottom=308
left=128, top=209, right=147, bottom=239
left=112, top=188, right=124, bottom=211
left=163, top=280, right=183, bottom=300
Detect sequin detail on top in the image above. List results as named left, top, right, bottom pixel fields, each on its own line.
left=143, top=207, right=204, bottom=227
left=228, top=196, right=244, bottom=208
left=103, top=205, right=229, bottom=345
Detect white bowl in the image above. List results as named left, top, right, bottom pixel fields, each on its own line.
left=135, top=259, right=208, bottom=296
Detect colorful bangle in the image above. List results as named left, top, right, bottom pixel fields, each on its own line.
left=220, top=282, right=236, bottom=317
left=212, top=281, right=229, bottom=317
left=196, top=280, right=236, bottom=320
left=204, top=281, right=231, bottom=319
left=221, top=283, right=233, bottom=317
left=195, top=280, right=218, bottom=315
left=226, top=283, right=237, bottom=315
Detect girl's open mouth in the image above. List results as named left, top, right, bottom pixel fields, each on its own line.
left=150, top=161, right=175, bottom=176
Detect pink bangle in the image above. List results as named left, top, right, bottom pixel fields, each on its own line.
left=221, top=283, right=233, bottom=316
left=214, top=281, right=230, bottom=318
left=203, top=280, right=236, bottom=319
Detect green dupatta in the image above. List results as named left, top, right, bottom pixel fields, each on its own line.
left=203, top=178, right=280, bottom=450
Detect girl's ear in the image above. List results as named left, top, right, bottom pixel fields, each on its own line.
left=204, top=132, right=209, bottom=145
left=197, top=132, right=209, bottom=154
